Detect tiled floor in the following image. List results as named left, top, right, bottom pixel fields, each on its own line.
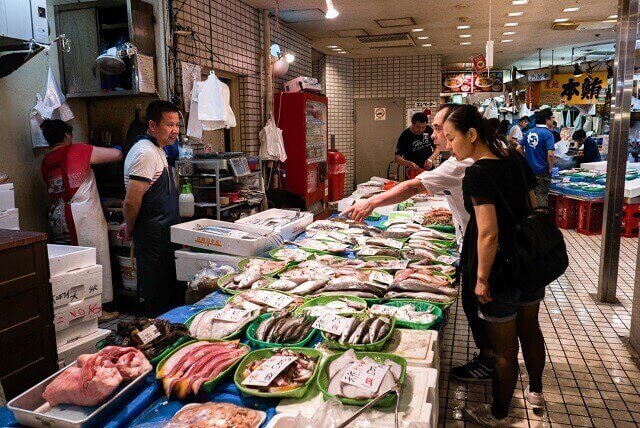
left=439, top=230, right=640, bottom=427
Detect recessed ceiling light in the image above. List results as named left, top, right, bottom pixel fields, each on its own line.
left=607, top=14, right=618, bottom=19
left=460, top=41, right=471, bottom=45
left=508, top=11, right=523, bottom=16
left=459, top=34, right=472, bottom=38
left=417, top=36, right=430, bottom=39
left=511, top=0, right=528, bottom=4
left=327, top=45, right=338, bottom=48
left=421, top=43, right=432, bottom=47
left=554, top=18, right=569, bottom=22
left=457, top=25, right=471, bottom=29
left=503, top=31, right=516, bottom=35
left=563, top=7, right=580, bottom=12
left=504, top=22, right=519, bottom=26
left=412, top=28, right=424, bottom=32
left=501, top=39, right=513, bottom=43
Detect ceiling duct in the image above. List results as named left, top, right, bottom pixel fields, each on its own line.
left=374, top=17, right=415, bottom=28
left=552, top=21, right=616, bottom=31
left=357, top=33, right=415, bottom=48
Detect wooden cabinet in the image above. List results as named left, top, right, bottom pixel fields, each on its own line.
left=0, top=230, right=57, bottom=400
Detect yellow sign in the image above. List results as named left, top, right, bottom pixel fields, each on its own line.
left=538, top=72, right=607, bottom=105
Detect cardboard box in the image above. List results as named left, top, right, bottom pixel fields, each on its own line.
left=57, top=328, right=111, bottom=368
left=235, top=209, right=313, bottom=242
left=0, top=208, right=19, bottom=230
left=54, top=294, right=102, bottom=333
left=48, top=244, right=96, bottom=277
left=0, top=183, right=15, bottom=211
left=171, top=219, right=281, bottom=256
left=175, top=249, right=242, bottom=282
left=50, top=264, right=103, bottom=308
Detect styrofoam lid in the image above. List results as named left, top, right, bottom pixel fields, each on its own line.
left=0, top=183, right=14, bottom=190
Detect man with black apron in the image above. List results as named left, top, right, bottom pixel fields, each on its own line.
left=120, top=100, right=182, bottom=317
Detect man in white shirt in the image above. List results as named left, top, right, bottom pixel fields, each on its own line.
left=508, top=116, right=530, bottom=147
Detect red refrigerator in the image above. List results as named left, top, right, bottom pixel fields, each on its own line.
left=274, top=92, right=329, bottom=217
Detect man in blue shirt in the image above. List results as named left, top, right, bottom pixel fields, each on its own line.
left=573, top=130, right=602, bottom=166
left=518, top=108, right=555, bottom=206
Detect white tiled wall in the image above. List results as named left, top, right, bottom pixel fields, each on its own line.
left=172, top=0, right=312, bottom=155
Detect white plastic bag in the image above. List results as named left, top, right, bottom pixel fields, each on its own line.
left=30, top=94, right=51, bottom=148
left=186, top=81, right=205, bottom=139
left=482, top=100, right=498, bottom=119
left=44, top=67, right=74, bottom=121
left=259, top=117, right=287, bottom=162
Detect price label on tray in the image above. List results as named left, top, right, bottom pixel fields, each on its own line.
left=312, top=313, right=353, bottom=335
left=328, top=231, right=348, bottom=242
left=242, top=301, right=263, bottom=312
left=436, top=255, right=458, bottom=265
left=242, top=355, right=299, bottom=387
left=253, top=291, right=294, bottom=310
left=340, top=359, right=391, bottom=393
left=228, top=230, right=252, bottom=239
left=305, top=306, right=338, bottom=318
left=383, top=239, right=404, bottom=250
left=137, top=325, right=162, bottom=345
left=370, top=304, right=398, bottom=317
left=210, top=306, right=250, bottom=322
left=369, top=271, right=394, bottom=285
left=379, top=260, right=409, bottom=270
left=305, top=261, right=335, bottom=277
left=358, top=247, right=379, bottom=256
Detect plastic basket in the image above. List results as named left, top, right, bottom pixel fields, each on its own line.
left=316, top=351, right=407, bottom=408
left=622, top=203, right=640, bottom=221
left=577, top=200, right=604, bottom=235
left=555, top=196, right=579, bottom=229
left=321, top=315, right=396, bottom=351
left=294, top=296, right=368, bottom=317
left=184, top=306, right=257, bottom=340
left=245, top=313, right=317, bottom=349
left=381, top=299, right=443, bottom=330
left=156, top=340, right=250, bottom=395
left=234, top=347, right=323, bottom=398
left=622, top=219, right=640, bottom=238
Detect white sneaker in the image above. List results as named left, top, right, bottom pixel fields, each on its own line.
left=524, top=386, right=545, bottom=409
left=462, top=404, right=510, bottom=427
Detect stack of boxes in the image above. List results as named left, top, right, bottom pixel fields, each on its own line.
left=0, top=182, right=19, bottom=229
left=47, top=244, right=111, bottom=367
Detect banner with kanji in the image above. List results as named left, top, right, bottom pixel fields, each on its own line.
left=538, top=72, right=607, bottom=105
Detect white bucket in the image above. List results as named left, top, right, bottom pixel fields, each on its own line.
left=117, top=255, right=137, bottom=291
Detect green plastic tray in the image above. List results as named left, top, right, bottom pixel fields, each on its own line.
left=217, top=273, right=275, bottom=295
left=156, top=339, right=250, bottom=395
left=424, top=224, right=455, bottom=233
left=321, top=315, right=396, bottom=351
left=234, top=347, right=323, bottom=398
left=294, top=296, right=368, bottom=317
left=149, top=335, right=192, bottom=366
left=268, top=248, right=313, bottom=262
left=382, top=299, right=442, bottom=330
left=360, top=255, right=398, bottom=262
left=388, top=297, right=454, bottom=310
left=237, top=257, right=289, bottom=276
left=245, top=313, right=317, bottom=349
left=228, top=289, right=307, bottom=311
left=184, top=306, right=255, bottom=340
left=317, top=351, right=407, bottom=407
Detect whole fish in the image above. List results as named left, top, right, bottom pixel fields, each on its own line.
left=289, top=279, right=329, bottom=296
left=348, top=318, right=374, bottom=344
left=385, top=290, right=456, bottom=304
left=391, top=279, right=457, bottom=296
left=266, top=279, right=299, bottom=291
left=408, top=273, right=452, bottom=287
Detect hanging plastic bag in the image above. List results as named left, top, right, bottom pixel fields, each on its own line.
left=30, top=94, right=51, bottom=148
left=186, top=81, right=205, bottom=139
left=44, top=67, right=74, bottom=121
left=259, top=117, right=287, bottom=162
left=483, top=100, right=499, bottom=119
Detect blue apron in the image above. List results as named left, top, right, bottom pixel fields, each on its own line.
left=132, top=137, right=182, bottom=317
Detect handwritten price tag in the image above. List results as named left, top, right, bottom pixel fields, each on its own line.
left=329, top=231, right=348, bottom=242
left=358, top=247, right=379, bottom=256
left=228, top=230, right=251, bottom=239
left=242, top=301, right=263, bottom=312
left=312, top=313, right=353, bottom=335
left=370, top=304, right=398, bottom=317
left=210, top=306, right=250, bottom=322
left=137, top=324, right=162, bottom=345
left=369, top=271, right=394, bottom=286
left=242, top=356, right=298, bottom=387
left=305, top=261, right=335, bottom=277
left=340, top=359, right=390, bottom=393
left=383, top=239, right=404, bottom=250
left=379, top=260, right=409, bottom=270
left=436, top=255, right=458, bottom=265
left=305, top=306, right=338, bottom=318
left=254, top=291, right=294, bottom=310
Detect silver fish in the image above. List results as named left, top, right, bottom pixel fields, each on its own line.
left=348, top=318, right=373, bottom=344
left=289, top=279, right=329, bottom=296
left=392, top=279, right=457, bottom=296
left=266, top=279, right=299, bottom=291
left=385, top=290, right=455, bottom=303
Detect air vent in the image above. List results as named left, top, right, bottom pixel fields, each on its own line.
left=552, top=21, right=616, bottom=31
left=357, top=33, right=415, bottom=48
left=374, top=17, right=415, bottom=28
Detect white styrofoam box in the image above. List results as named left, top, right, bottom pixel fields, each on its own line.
left=175, top=249, right=243, bottom=282
left=581, top=161, right=640, bottom=172
left=50, top=264, right=103, bottom=308
left=171, top=219, right=281, bottom=256
left=56, top=318, right=99, bottom=347
left=54, top=294, right=102, bottom=332
left=235, top=209, right=313, bottom=242
left=384, top=328, right=439, bottom=369
left=48, top=244, right=96, bottom=277
left=0, top=183, right=15, bottom=211
left=276, top=366, right=438, bottom=427
left=625, top=178, right=640, bottom=199
left=0, top=208, right=19, bottom=230
left=57, top=328, right=111, bottom=369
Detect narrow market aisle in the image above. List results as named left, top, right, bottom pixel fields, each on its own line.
left=439, top=230, right=640, bottom=427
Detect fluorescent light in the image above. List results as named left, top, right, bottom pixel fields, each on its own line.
left=337, top=51, right=347, bottom=54
left=501, top=39, right=513, bottom=43
left=421, top=43, right=432, bottom=47
left=325, top=0, right=339, bottom=19
left=285, top=53, right=295, bottom=63
left=327, top=45, right=338, bottom=48
left=607, top=14, right=618, bottom=19
left=457, top=25, right=470, bottom=29
left=459, top=34, right=472, bottom=38
left=503, top=31, right=516, bottom=35
left=554, top=18, right=569, bottom=22
left=417, top=36, right=429, bottom=39
left=602, top=19, right=617, bottom=23
left=412, top=28, right=424, bottom=32
left=508, top=11, right=523, bottom=16
left=504, top=22, right=519, bottom=26
left=563, top=7, right=580, bottom=12
left=511, top=0, right=528, bottom=4
left=460, top=42, right=471, bottom=45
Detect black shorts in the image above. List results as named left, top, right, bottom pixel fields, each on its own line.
left=478, top=284, right=545, bottom=322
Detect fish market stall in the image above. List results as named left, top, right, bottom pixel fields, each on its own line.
left=2, top=193, right=457, bottom=428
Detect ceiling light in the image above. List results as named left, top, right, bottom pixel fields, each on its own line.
left=563, top=7, right=580, bottom=12
left=285, top=53, right=295, bottom=63
left=607, top=14, right=618, bottom=19
left=504, top=22, right=518, bottom=26
left=602, top=19, right=617, bottom=23
left=503, top=31, right=516, bottom=35
left=573, top=63, right=583, bottom=77
left=337, top=51, right=347, bottom=54
left=417, top=36, right=429, bottom=39
left=511, top=0, right=528, bottom=4
left=457, top=25, right=470, bottom=29
left=459, top=34, right=472, bottom=38
left=421, top=43, right=432, bottom=47
left=460, top=42, right=471, bottom=45
left=327, top=45, right=338, bottom=48
left=501, top=39, right=513, bottom=43
left=325, top=0, right=339, bottom=19
left=508, top=12, right=523, bottom=16
left=412, top=28, right=424, bottom=32
left=554, top=18, right=569, bottom=22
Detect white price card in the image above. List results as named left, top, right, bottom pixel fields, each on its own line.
left=340, top=359, right=391, bottom=393
left=329, top=231, right=348, bottom=242
left=383, top=239, right=405, bottom=250
left=305, top=261, right=335, bottom=277
left=332, top=221, right=350, bottom=230
left=355, top=237, right=370, bottom=247
left=210, top=306, right=250, bottom=322
left=254, top=291, right=294, bottom=310
left=137, top=325, right=162, bottom=345
left=312, top=313, right=353, bottom=335
left=242, top=301, right=263, bottom=312
left=379, top=260, right=409, bottom=270
left=562, top=177, right=571, bottom=183
left=436, top=255, right=458, bottom=265
left=358, top=247, right=379, bottom=256
left=227, top=230, right=250, bottom=239
left=277, top=249, right=309, bottom=260
left=305, top=306, right=338, bottom=318
left=370, top=304, right=398, bottom=317
left=369, top=271, right=394, bottom=286
left=242, top=355, right=298, bottom=387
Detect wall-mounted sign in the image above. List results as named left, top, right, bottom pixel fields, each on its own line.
left=442, top=71, right=473, bottom=93
left=374, top=107, right=386, bottom=120
left=472, top=71, right=504, bottom=92
left=415, top=101, right=437, bottom=108
left=527, top=68, right=552, bottom=82
left=538, top=72, right=607, bottom=105
left=472, top=54, right=487, bottom=73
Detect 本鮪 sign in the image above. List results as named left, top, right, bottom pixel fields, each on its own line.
left=538, top=72, right=607, bottom=106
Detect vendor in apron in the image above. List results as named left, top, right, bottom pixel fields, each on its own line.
left=40, top=119, right=123, bottom=322
left=120, top=100, right=182, bottom=317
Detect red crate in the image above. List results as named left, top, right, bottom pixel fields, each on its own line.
left=621, top=218, right=640, bottom=238
left=577, top=200, right=604, bottom=235
left=555, top=196, right=579, bottom=229
left=622, top=203, right=640, bottom=221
